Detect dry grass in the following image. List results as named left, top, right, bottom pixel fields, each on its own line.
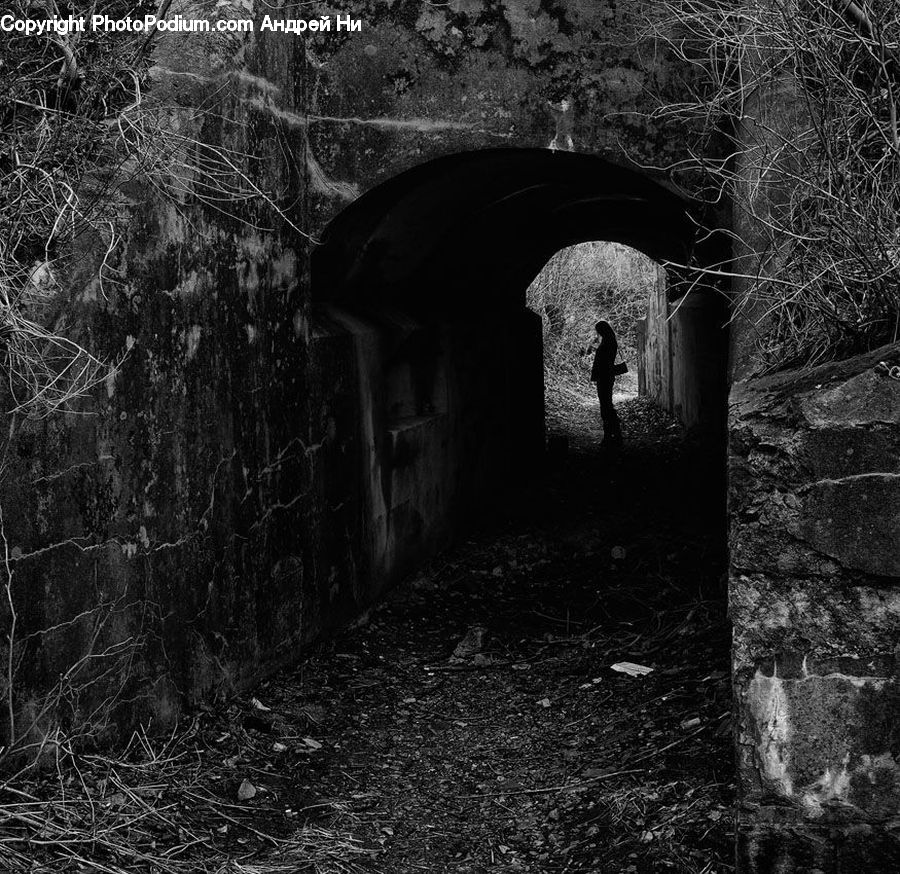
left=0, top=0, right=149, bottom=417
left=0, top=720, right=373, bottom=874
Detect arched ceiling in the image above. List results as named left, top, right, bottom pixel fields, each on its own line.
left=312, top=148, right=698, bottom=314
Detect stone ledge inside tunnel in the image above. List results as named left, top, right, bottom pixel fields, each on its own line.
left=636, top=277, right=729, bottom=433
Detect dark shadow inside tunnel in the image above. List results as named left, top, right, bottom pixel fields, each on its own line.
left=308, top=147, right=729, bottom=601
left=305, top=151, right=734, bottom=867
left=312, top=148, right=697, bottom=311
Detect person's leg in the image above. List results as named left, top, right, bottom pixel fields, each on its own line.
left=598, top=378, right=622, bottom=443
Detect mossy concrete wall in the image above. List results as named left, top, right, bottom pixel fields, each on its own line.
left=3, top=1, right=695, bottom=742
left=722, top=37, right=900, bottom=866
left=3, top=13, right=317, bottom=738
left=306, top=0, right=693, bottom=207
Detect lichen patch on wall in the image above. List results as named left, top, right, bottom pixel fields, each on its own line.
left=748, top=668, right=794, bottom=797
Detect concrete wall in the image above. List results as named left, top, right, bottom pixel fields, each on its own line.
left=637, top=270, right=672, bottom=409
left=637, top=273, right=729, bottom=432
left=309, top=305, right=544, bottom=603
left=306, top=0, right=700, bottom=204
left=1, top=1, right=698, bottom=742
left=2, top=28, right=314, bottom=738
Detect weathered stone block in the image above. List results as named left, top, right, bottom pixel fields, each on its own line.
left=743, top=655, right=900, bottom=818
left=801, top=474, right=900, bottom=578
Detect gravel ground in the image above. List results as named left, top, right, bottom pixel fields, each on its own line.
left=261, top=388, right=735, bottom=873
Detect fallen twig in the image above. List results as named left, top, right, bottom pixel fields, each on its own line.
left=458, top=768, right=645, bottom=800
left=422, top=661, right=512, bottom=672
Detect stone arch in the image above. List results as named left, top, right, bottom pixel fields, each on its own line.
left=307, top=147, right=728, bottom=594
left=311, top=148, right=698, bottom=313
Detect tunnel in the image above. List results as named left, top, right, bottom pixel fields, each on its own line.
left=308, top=147, right=730, bottom=599
left=312, top=148, right=697, bottom=312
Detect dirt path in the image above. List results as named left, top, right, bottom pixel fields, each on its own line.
left=7, top=392, right=734, bottom=874
left=259, top=394, right=734, bottom=873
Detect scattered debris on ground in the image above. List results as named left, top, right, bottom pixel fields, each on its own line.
left=0, top=391, right=733, bottom=872
left=0, top=716, right=375, bottom=873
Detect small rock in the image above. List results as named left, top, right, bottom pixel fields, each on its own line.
left=610, top=662, right=654, bottom=677
left=237, top=779, right=257, bottom=801
left=451, top=625, right=488, bottom=661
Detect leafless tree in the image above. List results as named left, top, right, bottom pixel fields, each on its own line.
left=640, top=0, right=900, bottom=368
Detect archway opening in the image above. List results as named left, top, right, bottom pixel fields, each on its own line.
left=307, top=147, right=734, bottom=869
left=527, top=241, right=660, bottom=450
left=309, top=148, right=728, bottom=567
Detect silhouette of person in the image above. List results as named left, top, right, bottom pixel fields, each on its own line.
left=588, top=320, right=622, bottom=446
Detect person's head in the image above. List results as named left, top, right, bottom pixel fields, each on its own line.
left=595, top=320, right=615, bottom=342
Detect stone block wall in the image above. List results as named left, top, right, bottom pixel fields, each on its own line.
left=728, top=342, right=900, bottom=871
